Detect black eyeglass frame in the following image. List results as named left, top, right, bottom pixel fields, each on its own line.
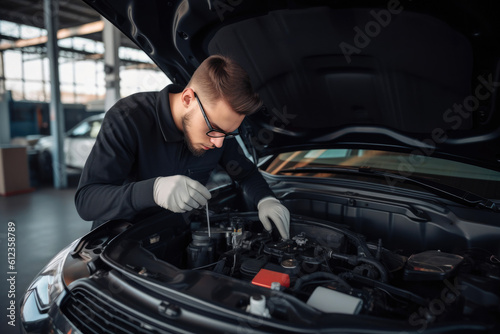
left=194, top=92, right=239, bottom=139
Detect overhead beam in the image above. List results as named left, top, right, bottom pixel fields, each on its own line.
left=58, top=1, right=101, bottom=17
left=3, top=0, right=98, bottom=24
left=12, top=0, right=99, bottom=17
left=0, top=20, right=104, bottom=51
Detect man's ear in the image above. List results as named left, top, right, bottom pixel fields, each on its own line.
left=181, top=88, right=195, bottom=108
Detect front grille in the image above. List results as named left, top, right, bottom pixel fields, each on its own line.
left=61, top=287, right=169, bottom=334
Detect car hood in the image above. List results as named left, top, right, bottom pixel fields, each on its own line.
left=82, top=0, right=500, bottom=171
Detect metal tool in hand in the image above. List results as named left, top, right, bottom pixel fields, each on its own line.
left=206, top=203, right=211, bottom=238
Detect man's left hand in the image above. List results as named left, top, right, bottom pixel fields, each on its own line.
left=257, top=197, right=290, bottom=239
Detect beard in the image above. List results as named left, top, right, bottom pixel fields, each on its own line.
left=182, top=112, right=206, bottom=157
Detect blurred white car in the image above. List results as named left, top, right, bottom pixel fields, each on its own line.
left=35, top=113, right=104, bottom=180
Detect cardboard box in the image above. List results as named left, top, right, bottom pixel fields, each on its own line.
left=0, top=146, right=34, bottom=196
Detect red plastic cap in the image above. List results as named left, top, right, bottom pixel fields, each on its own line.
left=251, top=269, right=290, bottom=288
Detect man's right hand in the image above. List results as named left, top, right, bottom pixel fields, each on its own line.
left=153, top=175, right=211, bottom=213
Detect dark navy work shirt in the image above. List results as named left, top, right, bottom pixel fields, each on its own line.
left=75, top=85, right=274, bottom=224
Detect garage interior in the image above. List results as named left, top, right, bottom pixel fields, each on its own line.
left=0, top=0, right=169, bottom=327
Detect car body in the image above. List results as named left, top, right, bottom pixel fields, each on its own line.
left=21, top=0, right=500, bottom=333
left=35, top=113, right=104, bottom=180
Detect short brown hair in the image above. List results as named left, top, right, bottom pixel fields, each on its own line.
left=188, top=55, right=262, bottom=115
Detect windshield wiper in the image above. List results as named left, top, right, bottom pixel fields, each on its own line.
left=278, top=166, right=499, bottom=212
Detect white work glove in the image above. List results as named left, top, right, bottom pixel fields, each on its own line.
left=153, top=175, right=211, bottom=213
left=257, top=197, right=290, bottom=239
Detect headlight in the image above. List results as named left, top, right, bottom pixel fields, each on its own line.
left=26, top=239, right=80, bottom=311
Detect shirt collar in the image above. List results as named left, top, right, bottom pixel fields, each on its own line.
left=156, top=84, right=184, bottom=142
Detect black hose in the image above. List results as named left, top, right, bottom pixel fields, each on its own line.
left=329, top=252, right=389, bottom=283
left=293, top=272, right=351, bottom=291
left=357, top=257, right=389, bottom=283
left=339, top=272, right=428, bottom=306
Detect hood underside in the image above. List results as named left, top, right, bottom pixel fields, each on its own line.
left=83, top=0, right=500, bottom=171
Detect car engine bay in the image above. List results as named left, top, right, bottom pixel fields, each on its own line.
left=106, top=210, right=500, bottom=330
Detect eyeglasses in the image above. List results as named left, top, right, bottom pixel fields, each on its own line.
left=194, top=92, right=239, bottom=139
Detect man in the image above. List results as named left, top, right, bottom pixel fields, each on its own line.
left=75, top=55, right=290, bottom=239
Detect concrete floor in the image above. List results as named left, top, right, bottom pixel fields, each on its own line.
left=0, top=175, right=91, bottom=333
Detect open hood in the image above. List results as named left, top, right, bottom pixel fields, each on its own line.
left=82, top=0, right=500, bottom=171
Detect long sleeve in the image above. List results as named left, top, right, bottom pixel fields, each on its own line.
left=75, top=98, right=158, bottom=222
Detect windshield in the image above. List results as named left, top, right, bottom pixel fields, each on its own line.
left=265, top=149, right=500, bottom=200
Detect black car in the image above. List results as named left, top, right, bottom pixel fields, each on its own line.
left=21, top=0, right=500, bottom=333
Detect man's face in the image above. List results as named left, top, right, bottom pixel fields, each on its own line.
left=182, top=94, right=245, bottom=157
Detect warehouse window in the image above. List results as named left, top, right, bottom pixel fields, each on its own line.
left=0, top=20, right=169, bottom=105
